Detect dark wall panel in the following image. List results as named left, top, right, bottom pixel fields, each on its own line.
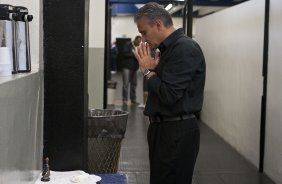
left=43, top=0, right=89, bottom=171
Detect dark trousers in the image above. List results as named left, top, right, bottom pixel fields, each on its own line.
left=147, top=117, right=200, bottom=184
left=122, top=68, right=137, bottom=101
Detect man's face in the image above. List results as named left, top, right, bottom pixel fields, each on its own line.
left=136, top=17, right=161, bottom=49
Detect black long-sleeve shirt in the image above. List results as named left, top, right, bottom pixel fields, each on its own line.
left=144, top=28, right=206, bottom=117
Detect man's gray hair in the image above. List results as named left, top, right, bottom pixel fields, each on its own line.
left=134, top=2, right=173, bottom=28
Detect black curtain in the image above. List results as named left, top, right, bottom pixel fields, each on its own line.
left=43, top=0, right=89, bottom=171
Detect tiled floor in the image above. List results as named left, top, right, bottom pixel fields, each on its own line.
left=110, top=72, right=275, bottom=184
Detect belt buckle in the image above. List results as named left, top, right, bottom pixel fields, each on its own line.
left=149, top=116, right=161, bottom=123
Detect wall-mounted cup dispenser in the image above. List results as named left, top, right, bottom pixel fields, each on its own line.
left=0, top=4, right=17, bottom=75
left=13, top=6, right=33, bottom=73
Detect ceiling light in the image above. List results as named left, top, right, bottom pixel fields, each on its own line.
left=165, top=4, right=173, bottom=11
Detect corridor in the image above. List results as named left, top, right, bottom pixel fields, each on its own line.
left=110, top=72, right=275, bottom=184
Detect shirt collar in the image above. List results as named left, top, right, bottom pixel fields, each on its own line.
left=158, top=28, right=184, bottom=53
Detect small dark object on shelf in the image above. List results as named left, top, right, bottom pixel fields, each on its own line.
left=41, top=157, right=50, bottom=182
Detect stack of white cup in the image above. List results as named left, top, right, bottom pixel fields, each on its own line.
left=0, top=47, right=13, bottom=76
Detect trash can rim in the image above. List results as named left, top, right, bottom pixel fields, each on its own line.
left=88, top=108, right=129, bottom=117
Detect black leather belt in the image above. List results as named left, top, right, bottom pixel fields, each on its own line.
left=149, top=114, right=195, bottom=123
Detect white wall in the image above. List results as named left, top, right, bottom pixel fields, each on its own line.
left=111, top=16, right=183, bottom=42
left=195, top=0, right=264, bottom=168
left=111, top=16, right=139, bottom=42
left=88, top=0, right=105, bottom=109
left=264, top=0, right=282, bottom=183
left=0, top=0, right=42, bottom=69
left=89, top=0, right=105, bottom=48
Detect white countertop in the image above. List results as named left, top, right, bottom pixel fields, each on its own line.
left=0, top=68, right=41, bottom=85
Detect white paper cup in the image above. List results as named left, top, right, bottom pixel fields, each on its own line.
left=0, top=63, right=12, bottom=76
left=0, top=47, right=12, bottom=64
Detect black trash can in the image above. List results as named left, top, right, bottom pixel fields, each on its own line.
left=88, top=109, right=128, bottom=174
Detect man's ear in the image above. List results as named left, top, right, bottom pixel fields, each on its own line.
left=155, top=19, right=163, bottom=31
